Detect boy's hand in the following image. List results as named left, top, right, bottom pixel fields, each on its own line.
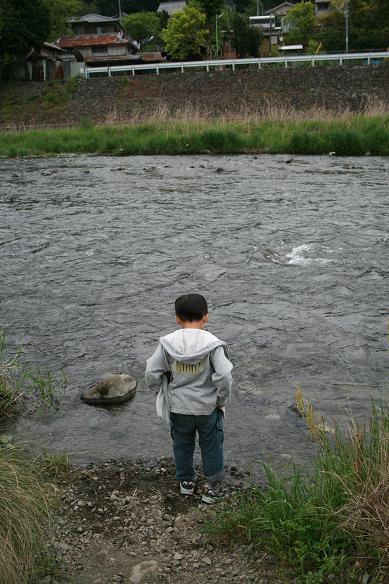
left=217, top=405, right=226, bottom=419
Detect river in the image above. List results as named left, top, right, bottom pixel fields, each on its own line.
left=1, top=154, right=388, bottom=468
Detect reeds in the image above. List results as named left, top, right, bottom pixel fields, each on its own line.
left=203, top=401, right=389, bottom=583
left=0, top=111, right=388, bottom=157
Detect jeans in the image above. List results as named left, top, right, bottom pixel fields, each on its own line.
left=170, top=408, right=224, bottom=483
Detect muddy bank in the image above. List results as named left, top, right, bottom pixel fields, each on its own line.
left=41, top=459, right=289, bottom=584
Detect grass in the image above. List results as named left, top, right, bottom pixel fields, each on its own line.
left=0, top=333, right=67, bottom=419
left=0, top=113, right=388, bottom=157
left=0, top=446, right=54, bottom=584
left=37, top=450, right=70, bottom=480
left=203, top=398, right=389, bottom=583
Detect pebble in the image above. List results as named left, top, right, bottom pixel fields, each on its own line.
left=77, top=526, right=83, bottom=533
left=173, top=552, right=183, bottom=561
left=203, top=557, right=212, bottom=566
left=165, top=526, right=174, bottom=533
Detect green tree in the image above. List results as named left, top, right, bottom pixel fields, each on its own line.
left=122, top=11, right=161, bottom=47
left=42, top=0, right=86, bottom=41
left=197, top=0, right=224, bottom=20
left=84, top=0, right=159, bottom=16
left=222, top=11, right=263, bottom=57
left=315, top=0, right=389, bottom=52
left=162, top=5, right=207, bottom=60
left=284, top=0, right=315, bottom=45
left=0, top=0, right=50, bottom=79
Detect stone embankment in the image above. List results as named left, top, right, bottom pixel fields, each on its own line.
left=1, top=64, right=388, bottom=128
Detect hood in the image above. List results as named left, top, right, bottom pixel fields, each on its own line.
left=160, top=329, right=225, bottom=363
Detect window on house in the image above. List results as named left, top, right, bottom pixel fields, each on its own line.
left=96, top=26, right=102, bottom=34
left=92, top=45, right=107, bottom=54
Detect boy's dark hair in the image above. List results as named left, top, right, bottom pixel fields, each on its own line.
left=175, top=294, right=208, bottom=322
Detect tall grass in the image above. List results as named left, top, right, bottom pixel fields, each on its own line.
left=0, top=447, right=53, bottom=584
left=0, top=114, right=388, bottom=157
left=204, top=402, right=389, bottom=583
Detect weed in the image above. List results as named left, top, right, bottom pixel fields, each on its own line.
left=203, top=399, right=389, bottom=583
left=0, top=332, right=67, bottom=418
left=36, top=450, right=70, bottom=480
left=0, top=446, right=54, bottom=584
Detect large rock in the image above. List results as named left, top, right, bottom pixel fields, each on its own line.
left=81, top=374, right=136, bottom=406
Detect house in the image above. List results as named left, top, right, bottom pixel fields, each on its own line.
left=249, top=15, right=281, bottom=46
left=26, top=42, right=65, bottom=81
left=315, top=0, right=331, bottom=16
left=57, top=14, right=139, bottom=68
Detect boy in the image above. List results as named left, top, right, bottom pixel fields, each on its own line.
left=145, top=294, right=233, bottom=504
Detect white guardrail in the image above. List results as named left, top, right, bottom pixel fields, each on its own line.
left=85, top=51, right=388, bottom=78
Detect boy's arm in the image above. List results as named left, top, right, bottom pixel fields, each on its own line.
left=145, top=343, right=170, bottom=389
left=211, top=346, right=233, bottom=407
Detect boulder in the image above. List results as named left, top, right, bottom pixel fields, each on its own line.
left=81, top=374, right=136, bottom=406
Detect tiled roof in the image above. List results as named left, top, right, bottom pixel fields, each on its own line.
left=67, top=13, right=119, bottom=23
left=58, top=34, right=130, bottom=48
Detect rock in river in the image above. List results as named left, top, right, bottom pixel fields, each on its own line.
left=81, top=374, right=137, bottom=406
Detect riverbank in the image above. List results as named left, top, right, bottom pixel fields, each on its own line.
left=44, top=458, right=287, bottom=584
left=1, top=115, right=389, bottom=157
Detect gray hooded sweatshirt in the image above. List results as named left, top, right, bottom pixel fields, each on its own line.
left=145, top=328, right=233, bottom=415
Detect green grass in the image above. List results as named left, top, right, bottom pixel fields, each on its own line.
left=0, top=446, right=54, bottom=584
left=0, top=333, right=67, bottom=419
left=37, top=450, right=70, bottom=480
left=203, top=403, right=389, bottom=583
left=1, top=116, right=388, bottom=157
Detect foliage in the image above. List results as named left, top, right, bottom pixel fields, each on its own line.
left=162, top=5, right=207, bottom=60
left=0, top=446, right=54, bottom=584
left=315, top=0, right=389, bottom=52
left=42, top=0, right=86, bottom=41
left=0, top=0, right=50, bottom=79
left=122, top=11, right=161, bottom=48
left=203, top=401, right=389, bottom=583
left=233, top=13, right=263, bottom=57
left=284, top=0, right=315, bottom=46
left=83, top=0, right=159, bottom=15
left=196, top=0, right=224, bottom=20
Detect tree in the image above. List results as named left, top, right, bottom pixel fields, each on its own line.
left=162, top=5, right=207, bottom=60
left=84, top=0, right=159, bottom=16
left=197, top=0, right=224, bottom=20
left=284, top=0, right=315, bottom=46
left=42, top=0, right=86, bottom=41
left=221, top=11, right=263, bottom=57
left=122, top=11, right=161, bottom=47
left=314, top=0, right=389, bottom=52
left=0, top=0, right=50, bottom=78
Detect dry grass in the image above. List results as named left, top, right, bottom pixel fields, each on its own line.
left=0, top=447, right=54, bottom=584
left=100, top=98, right=389, bottom=127
left=337, top=412, right=389, bottom=565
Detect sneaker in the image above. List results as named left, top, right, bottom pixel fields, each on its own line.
left=201, top=481, right=227, bottom=504
left=180, top=481, right=195, bottom=496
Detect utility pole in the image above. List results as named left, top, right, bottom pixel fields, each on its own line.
left=345, top=0, right=349, bottom=53
left=256, top=0, right=264, bottom=16
left=216, top=13, right=223, bottom=59
left=118, top=0, right=122, bottom=22
left=268, top=9, right=272, bottom=55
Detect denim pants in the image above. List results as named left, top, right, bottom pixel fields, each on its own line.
left=170, top=408, right=224, bottom=484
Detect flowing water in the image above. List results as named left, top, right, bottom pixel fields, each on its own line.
left=1, top=154, right=388, bottom=467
